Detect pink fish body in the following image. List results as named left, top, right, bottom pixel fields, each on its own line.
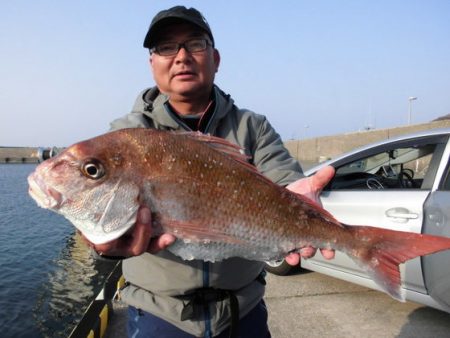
left=28, top=128, right=450, bottom=300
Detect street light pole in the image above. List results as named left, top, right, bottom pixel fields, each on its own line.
left=408, top=96, right=417, bottom=125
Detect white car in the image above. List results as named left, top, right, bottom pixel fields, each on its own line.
left=265, top=128, right=450, bottom=313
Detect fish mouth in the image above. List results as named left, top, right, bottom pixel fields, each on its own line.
left=28, top=173, right=63, bottom=209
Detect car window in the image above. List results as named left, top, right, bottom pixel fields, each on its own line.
left=326, top=143, right=437, bottom=190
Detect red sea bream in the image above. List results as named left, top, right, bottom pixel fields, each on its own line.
left=28, top=128, right=450, bottom=301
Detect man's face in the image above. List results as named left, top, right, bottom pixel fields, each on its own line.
left=150, top=22, right=220, bottom=101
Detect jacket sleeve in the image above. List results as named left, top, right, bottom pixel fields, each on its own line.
left=249, top=114, right=304, bottom=186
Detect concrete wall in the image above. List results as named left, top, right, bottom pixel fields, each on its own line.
left=1, top=120, right=450, bottom=164
left=284, top=120, right=450, bottom=169
left=0, top=147, right=39, bottom=163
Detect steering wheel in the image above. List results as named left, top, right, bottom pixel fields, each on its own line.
left=402, top=168, right=415, bottom=178
left=398, top=170, right=415, bottom=188
left=366, top=177, right=384, bottom=189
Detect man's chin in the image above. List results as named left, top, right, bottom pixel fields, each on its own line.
left=169, top=85, right=211, bottom=99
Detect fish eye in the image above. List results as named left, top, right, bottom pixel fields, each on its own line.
left=81, top=160, right=105, bottom=179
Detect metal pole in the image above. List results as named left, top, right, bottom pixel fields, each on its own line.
left=408, top=97, right=417, bottom=125
left=408, top=101, right=412, bottom=125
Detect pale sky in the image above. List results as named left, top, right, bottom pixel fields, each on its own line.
left=1, top=0, right=449, bottom=147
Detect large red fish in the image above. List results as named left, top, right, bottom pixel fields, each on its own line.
left=28, top=128, right=450, bottom=301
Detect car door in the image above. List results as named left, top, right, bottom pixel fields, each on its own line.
left=301, top=134, right=448, bottom=295
left=422, top=139, right=450, bottom=308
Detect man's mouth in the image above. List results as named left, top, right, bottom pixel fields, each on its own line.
left=173, top=71, right=196, bottom=78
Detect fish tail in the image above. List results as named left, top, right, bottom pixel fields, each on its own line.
left=346, top=225, right=450, bottom=301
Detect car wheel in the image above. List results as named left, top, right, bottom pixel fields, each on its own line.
left=264, top=259, right=297, bottom=275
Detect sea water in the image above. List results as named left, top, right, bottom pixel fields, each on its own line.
left=0, top=164, right=116, bottom=337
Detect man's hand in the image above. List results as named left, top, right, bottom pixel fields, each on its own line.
left=285, top=165, right=336, bottom=266
left=82, top=206, right=176, bottom=258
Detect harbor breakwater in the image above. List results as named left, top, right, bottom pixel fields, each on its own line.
left=2, top=120, right=450, bottom=165
left=0, top=147, right=39, bottom=163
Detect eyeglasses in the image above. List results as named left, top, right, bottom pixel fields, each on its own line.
left=150, top=38, right=212, bottom=56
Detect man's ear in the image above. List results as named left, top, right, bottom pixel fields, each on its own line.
left=213, top=49, right=221, bottom=73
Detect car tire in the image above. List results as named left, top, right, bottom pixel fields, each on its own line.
left=264, top=259, right=297, bottom=275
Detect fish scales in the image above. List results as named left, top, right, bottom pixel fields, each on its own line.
left=135, top=129, right=322, bottom=260
left=28, top=128, right=450, bottom=301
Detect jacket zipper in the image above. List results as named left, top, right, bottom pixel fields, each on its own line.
left=203, top=261, right=212, bottom=338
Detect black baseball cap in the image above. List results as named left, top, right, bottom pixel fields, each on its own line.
left=143, top=6, right=214, bottom=48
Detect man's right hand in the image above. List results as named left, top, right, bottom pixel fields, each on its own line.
left=82, top=206, right=176, bottom=258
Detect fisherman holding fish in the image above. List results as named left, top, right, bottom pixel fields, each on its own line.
left=101, top=6, right=333, bottom=337
left=28, top=5, right=450, bottom=338
left=36, top=5, right=337, bottom=338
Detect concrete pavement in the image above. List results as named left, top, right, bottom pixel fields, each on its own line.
left=266, top=271, right=450, bottom=338
left=105, top=270, right=450, bottom=337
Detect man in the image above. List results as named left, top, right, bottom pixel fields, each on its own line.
left=91, top=6, right=335, bottom=338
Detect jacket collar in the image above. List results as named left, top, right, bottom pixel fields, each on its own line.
left=141, top=85, right=234, bottom=132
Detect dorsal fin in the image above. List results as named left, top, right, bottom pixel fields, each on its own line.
left=179, top=131, right=258, bottom=172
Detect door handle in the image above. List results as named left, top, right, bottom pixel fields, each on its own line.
left=385, top=207, right=419, bottom=220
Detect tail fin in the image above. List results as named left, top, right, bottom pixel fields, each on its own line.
left=347, top=226, right=450, bottom=301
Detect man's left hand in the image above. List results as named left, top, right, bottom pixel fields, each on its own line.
left=284, top=165, right=336, bottom=266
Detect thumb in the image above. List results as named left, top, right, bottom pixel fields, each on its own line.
left=311, top=165, right=335, bottom=191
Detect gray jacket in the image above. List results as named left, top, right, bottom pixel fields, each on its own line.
left=111, top=85, right=303, bottom=337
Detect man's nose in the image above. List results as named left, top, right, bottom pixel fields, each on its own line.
left=174, top=46, right=191, bottom=62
